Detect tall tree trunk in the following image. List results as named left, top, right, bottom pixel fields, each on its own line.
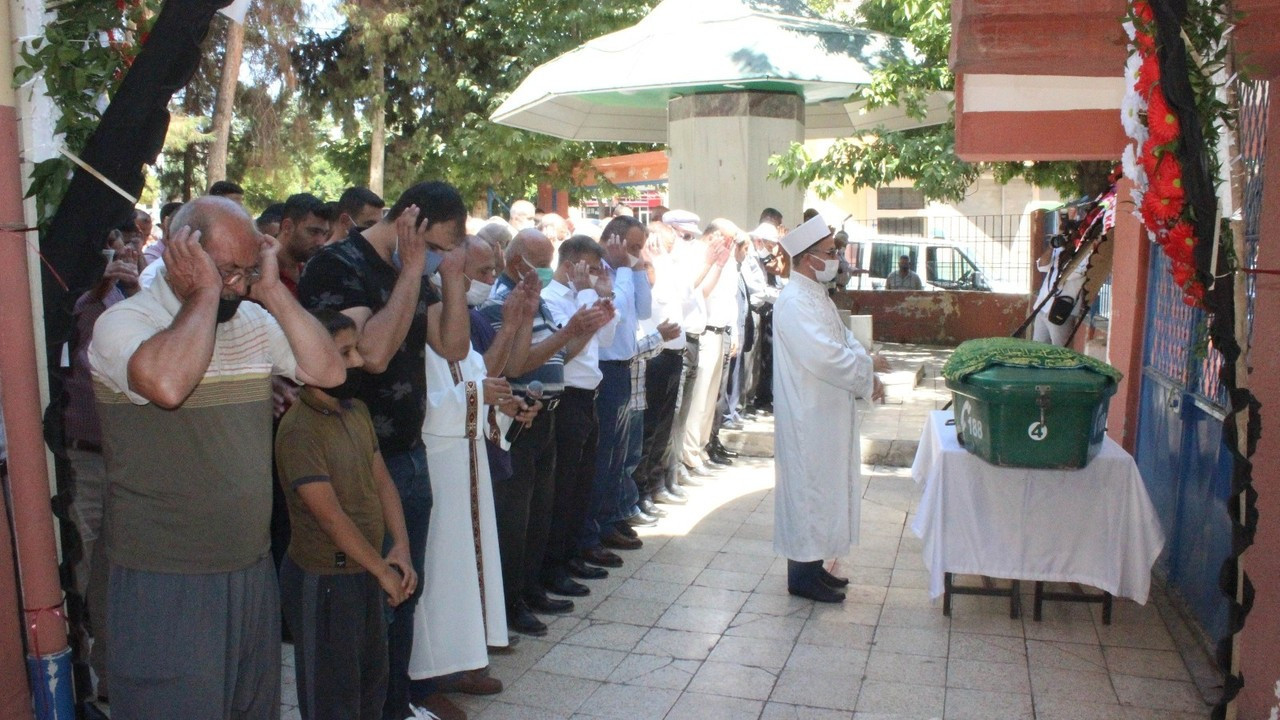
left=369, top=50, right=386, bottom=196
left=207, top=19, right=245, bottom=185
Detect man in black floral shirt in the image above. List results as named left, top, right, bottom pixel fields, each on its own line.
left=298, top=181, right=470, bottom=720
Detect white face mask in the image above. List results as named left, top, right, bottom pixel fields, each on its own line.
left=465, top=277, right=492, bottom=307
left=628, top=253, right=642, bottom=268
left=812, top=256, right=839, bottom=283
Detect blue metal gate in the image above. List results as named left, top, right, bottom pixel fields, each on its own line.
left=1133, top=80, right=1267, bottom=643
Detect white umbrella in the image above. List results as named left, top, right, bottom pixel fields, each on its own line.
left=491, top=0, right=923, bottom=143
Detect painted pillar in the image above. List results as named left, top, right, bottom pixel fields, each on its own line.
left=1105, top=178, right=1149, bottom=453
left=667, top=91, right=804, bottom=229
left=2, top=0, right=70, bottom=714
left=1238, top=86, right=1280, bottom=720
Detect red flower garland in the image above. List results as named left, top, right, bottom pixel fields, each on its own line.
left=1129, top=0, right=1205, bottom=307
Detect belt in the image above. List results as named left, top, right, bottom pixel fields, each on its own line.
left=705, top=325, right=730, bottom=334
left=685, top=333, right=703, bottom=342
left=562, top=386, right=598, bottom=398
left=661, top=348, right=684, bottom=357
left=66, top=439, right=103, bottom=454
left=600, top=360, right=630, bottom=367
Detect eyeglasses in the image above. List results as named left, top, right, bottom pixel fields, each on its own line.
left=219, top=265, right=262, bottom=287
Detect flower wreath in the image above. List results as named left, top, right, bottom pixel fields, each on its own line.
left=1121, top=0, right=1205, bottom=306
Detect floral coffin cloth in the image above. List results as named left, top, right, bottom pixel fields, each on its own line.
left=942, top=337, right=1124, bottom=384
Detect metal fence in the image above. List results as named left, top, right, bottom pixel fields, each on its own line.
left=841, top=214, right=1035, bottom=293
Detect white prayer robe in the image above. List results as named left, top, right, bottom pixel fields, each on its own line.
left=409, top=345, right=509, bottom=678
left=772, top=273, right=875, bottom=562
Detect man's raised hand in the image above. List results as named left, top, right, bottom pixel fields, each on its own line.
left=162, top=225, right=220, bottom=301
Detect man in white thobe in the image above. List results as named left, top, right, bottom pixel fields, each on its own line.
left=773, top=214, right=886, bottom=603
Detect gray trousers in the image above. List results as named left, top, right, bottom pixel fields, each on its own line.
left=108, top=556, right=281, bottom=720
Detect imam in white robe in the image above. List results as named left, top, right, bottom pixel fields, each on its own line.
left=409, top=345, right=509, bottom=678
left=772, top=272, right=875, bottom=562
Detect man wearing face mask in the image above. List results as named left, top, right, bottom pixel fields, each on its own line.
left=480, top=229, right=613, bottom=637
left=540, top=235, right=621, bottom=591
left=87, top=197, right=345, bottom=718
left=772, top=214, right=888, bottom=604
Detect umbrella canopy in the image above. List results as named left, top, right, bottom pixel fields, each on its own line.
left=492, top=0, right=918, bottom=143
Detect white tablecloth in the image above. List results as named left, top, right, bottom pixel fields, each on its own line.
left=911, top=411, right=1165, bottom=603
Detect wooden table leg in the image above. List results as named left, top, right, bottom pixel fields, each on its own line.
left=943, top=572, right=953, bottom=617
left=1011, top=580, right=1021, bottom=619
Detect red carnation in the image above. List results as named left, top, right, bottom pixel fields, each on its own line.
left=1150, top=151, right=1185, bottom=200
left=1147, top=89, right=1181, bottom=143
left=1171, top=262, right=1193, bottom=287
left=1135, top=30, right=1156, bottom=55
left=1164, top=222, right=1197, bottom=264
left=1136, top=55, right=1160, bottom=97
left=1141, top=136, right=1162, bottom=175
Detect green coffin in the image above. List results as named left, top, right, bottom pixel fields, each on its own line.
left=946, top=366, right=1117, bottom=470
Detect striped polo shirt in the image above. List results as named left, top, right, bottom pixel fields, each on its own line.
left=88, top=271, right=299, bottom=574
left=479, top=273, right=566, bottom=397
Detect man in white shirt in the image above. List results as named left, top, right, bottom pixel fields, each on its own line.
left=540, top=235, right=623, bottom=582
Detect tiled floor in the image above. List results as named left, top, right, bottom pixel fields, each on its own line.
left=281, top=455, right=1217, bottom=719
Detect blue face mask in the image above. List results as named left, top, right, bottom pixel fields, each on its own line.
left=535, top=267, right=555, bottom=288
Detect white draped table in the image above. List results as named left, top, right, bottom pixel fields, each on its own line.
left=910, top=411, right=1165, bottom=616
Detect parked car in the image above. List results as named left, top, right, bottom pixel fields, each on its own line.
left=840, top=235, right=995, bottom=292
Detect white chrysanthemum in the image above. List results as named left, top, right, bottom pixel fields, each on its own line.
left=1121, top=51, right=1149, bottom=141
left=1123, top=20, right=1137, bottom=41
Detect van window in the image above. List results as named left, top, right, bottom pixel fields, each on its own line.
left=870, top=243, right=917, bottom=279
left=926, top=246, right=980, bottom=289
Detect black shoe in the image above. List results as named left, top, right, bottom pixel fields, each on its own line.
left=708, top=451, right=734, bottom=466
left=653, top=488, right=687, bottom=505
left=580, top=547, right=624, bottom=568
left=524, top=591, right=574, bottom=614
left=602, top=527, right=643, bottom=550
left=638, top=498, right=667, bottom=517
left=615, top=522, right=639, bottom=539
left=709, top=439, right=739, bottom=458
left=788, top=582, right=847, bottom=603
left=819, top=568, right=850, bottom=588
left=567, top=557, right=609, bottom=579
left=545, top=575, right=590, bottom=597
left=507, top=602, right=548, bottom=636
left=626, top=508, right=659, bottom=527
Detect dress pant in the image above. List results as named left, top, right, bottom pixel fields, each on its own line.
left=670, top=336, right=701, bottom=473
left=751, top=307, right=775, bottom=408
left=635, top=349, right=683, bottom=496
left=382, top=446, right=432, bottom=720
left=681, top=330, right=725, bottom=466
left=579, top=361, right=632, bottom=550
left=493, top=407, right=557, bottom=607
left=543, top=387, right=598, bottom=584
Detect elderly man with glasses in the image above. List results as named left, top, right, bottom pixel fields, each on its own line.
left=771, top=213, right=889, bottom=604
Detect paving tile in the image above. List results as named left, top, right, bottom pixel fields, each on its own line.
left=881, top=588, right=934, bottom=607
left=732, top=522, right=775, bottom=541
left=721, top=537, right=777, bottom=557
left=707, top=635, right=796, bottom=671
left=798, top=618, right=876, bottom=650
left=663, top=534, right=732, bottom=553
left=842, top=566, right=894, bottom=588
left=948, top=632, right=1027, bottom=665
left=605, top=652, right=700, bottom=690
left=943, top=688, right=1033, bottom=719
left=631, top=561, right=705, bottom=586
left=656, top=604, right=737, bottom=634
left=945, top=658, right=1030, bottom=694
left=809, top=600, right=883, bottom=627
left=532, top=643, right=630, bottom=681
left=1022, top=618, right=1100, bottom=646
left=490, top=637, right=556, bottom=673
left=634, top=627, right=720, bottom=661
left=502, top=669, right=602, bottom=714
left=770, top=667, right=861, bottom=711
left=1103, top=645, right=1192, bottom=682
left=687, top=660, right=779, bottom=701
left=1028, top=666, right=1117, bottom=704
left=783, top=643, right=869, bottom=677
left=589, top=596, right=671, bottom=627
left=862, top=650, right=947, bottom=687
left=665, top=691, right=766, bottom=720
left=560, top=620, right=650, bottom=652
left=1032, top=696, right=1127, bottom=720
left=675, top=585, right=751, bottom=612
left=888, top=568, right=931, bottom=590
left=476, top=701, right=572, bottom=720
left=695, top=567, right=766, bottom=592
left=650, top=545, right=718, bottom=569
left=876, top=605, right=950, bottom=630
left=574, top=682, right=680, bottom=719
left=1024, top=639, right=1106, bottom=673
left=1110, top=673, right=1208, bottom=713
left=726, top=612, right=807, bottom=642
left=871, top=626, right=949, bottom=658
left=854, top=680, right=943, bottom=716
left=761, top=702, right=853, bottom=719
left=708, top=550, right=777, bottom=574
left=612, top=577, right=689, bottom=605
left=1120, top=708, right=1215, bottom=720
left=947, top=609, right=1024, bottom=638
left=742, top=591, right=816, bottom=618
left=1095, top=619, right=1178, bottom=651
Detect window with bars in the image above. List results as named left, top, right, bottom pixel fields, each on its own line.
left=877, top=187, right=926, bottom=210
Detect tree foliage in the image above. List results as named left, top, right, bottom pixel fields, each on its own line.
left=293, top=0, right=659, bottom=205
left=773, top=0, right=1096, bottom=204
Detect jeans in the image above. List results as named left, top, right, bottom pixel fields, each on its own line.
left=613, top=409, right=645, bottom=523
left=579, top=362, right=632, bottom=550
left=381, top=446, right=432, bottom=720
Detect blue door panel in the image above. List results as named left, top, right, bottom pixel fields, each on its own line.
left=1134, top=371, right=1183, bottom=573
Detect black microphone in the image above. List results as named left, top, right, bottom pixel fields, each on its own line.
left=504, top=380, right=544, bottom=443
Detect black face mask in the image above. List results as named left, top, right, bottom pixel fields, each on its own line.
left=217, top=297, right=243, bottom=323
left=325, top=368, right=367, bottom=400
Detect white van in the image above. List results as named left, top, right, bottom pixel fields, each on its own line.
left=839, top=235, right=996, bottom=292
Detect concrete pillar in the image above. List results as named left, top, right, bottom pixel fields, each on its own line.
left=667, top=91, right=804, bottom=230
left=1104, top=178, right=1148, bottom=453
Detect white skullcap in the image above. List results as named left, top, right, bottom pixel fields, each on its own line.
left=780, top=214, right=831, bottom=257
left=748, top=222, right=779, bottom=242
